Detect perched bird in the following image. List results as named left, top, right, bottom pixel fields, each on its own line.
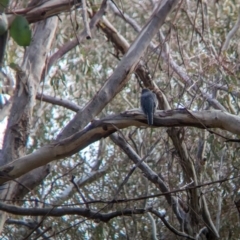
left=140, top=88, right=158, bottom=125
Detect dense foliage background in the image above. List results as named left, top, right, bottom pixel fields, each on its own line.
left=1, top=0, right=240, bottom=239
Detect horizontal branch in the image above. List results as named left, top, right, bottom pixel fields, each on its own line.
left=6, top=218, right=36, bottom=228
left=0, top=202, right=147, bottom=222
left=7, top=0, right=80, bottom=24
left=0, top=109, right=239, bottom=184
left=36, top=93, right=81, bottom=112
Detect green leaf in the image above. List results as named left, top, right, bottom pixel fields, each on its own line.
left=10, top=16, right=31, bottom=46
left=9, top=62, right=21, bottom=71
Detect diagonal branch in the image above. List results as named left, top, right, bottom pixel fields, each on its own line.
left=6, top=218, right=49, bottom=238
left=222, top=7, right=240, bottom=52
left=150, top=209, right=195, bottom=240
left=57, top=0, right=180, bottom=139
left=45, top=0, right=108, bottom=75
left=110, top=133, right=185, bottom=224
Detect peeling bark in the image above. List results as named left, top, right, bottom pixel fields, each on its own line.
left=0, top=16, right=58, bottom=232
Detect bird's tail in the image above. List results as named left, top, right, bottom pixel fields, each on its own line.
left=147, top=112, right=154, bottom=125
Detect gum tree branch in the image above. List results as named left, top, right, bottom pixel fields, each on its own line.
left=57, top=0, right=180, bottom=139
left=150, top=209, right=195, bottom=240
left=45, top=0, right=108, bottom=75
left=0, top=14, right=58, bottom=232
left=159, top=31, right=227, bottom=112
left=5, top=219, right=49, bottom=239
left=99, top=14, right=169, bottom=110
left=36, top=93, right=81, bottom=112
left=110, top=133, right=185, bottom=225
left=222, top=7, right=240, bottom=52
left=108, top=4, right=226, bottom=111
left=7, top=0, right=81, bottom=24
left=63, top=174, right=240, bottom=205
left=0, top=202, right=148, bottom=222
left=0, top=109, right=240, bottom=185
left=147, top=212, right=157, bottom=240
left=81, top=0, right=91, bottom=39
left=207, top=81, right=240, bottom=98
left=53, top=166, right=108, bottom=205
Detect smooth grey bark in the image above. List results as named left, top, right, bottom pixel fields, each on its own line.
left=0, top=0, right=179, bottom=233
left=0, top=16, right=58, bottom=232
left=57, top=0, right=180, bottom=140
left=0, top=109, right=239, bottom=185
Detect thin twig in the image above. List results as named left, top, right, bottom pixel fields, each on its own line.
left=44, top=0, right=108, bottom=76
left=21, top=207, right=56, bottom=240
left=70, top=176, right=89, bottom=209
left=32, top=226, right=52, bottom=240
left=111, top=131, right=162, bottom=200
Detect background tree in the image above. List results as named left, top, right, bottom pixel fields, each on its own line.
left=0, top=0, right=240, bottom=239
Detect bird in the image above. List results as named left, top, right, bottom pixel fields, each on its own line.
left=140, top=88, right=158, bottom=125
